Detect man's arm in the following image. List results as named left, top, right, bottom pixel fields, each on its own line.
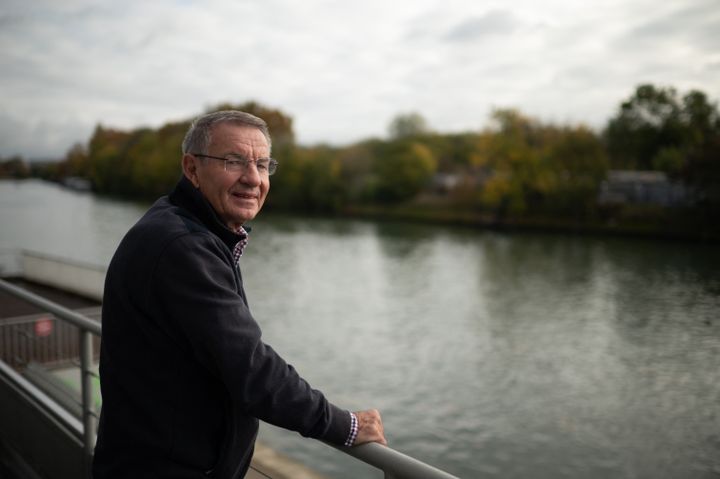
left=152, top=235, right=383, bottom=446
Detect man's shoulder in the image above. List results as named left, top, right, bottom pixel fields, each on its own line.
left=136, top=196, right=209, bottom=238
left=116, top=196, right=218, bottom=262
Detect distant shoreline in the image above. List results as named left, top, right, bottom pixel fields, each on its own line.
left=335, top=205, right=720, bottom=243
left=3, top=178, right=716, bottom=243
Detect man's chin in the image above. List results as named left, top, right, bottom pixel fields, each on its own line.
left=230, top=209, right=257, bottom=227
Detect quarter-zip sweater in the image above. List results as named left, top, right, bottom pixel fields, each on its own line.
left=93, top=176, right=351, bottom=479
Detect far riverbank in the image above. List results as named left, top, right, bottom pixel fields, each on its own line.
left=14, top=177, right=720, bottom=243
left=338, top=203, right=720, bottom=243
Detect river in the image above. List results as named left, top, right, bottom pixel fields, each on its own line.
left=1, top=179, right=719, bottom=478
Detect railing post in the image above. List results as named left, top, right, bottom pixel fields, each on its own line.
left=79, top=329, right=96, bottom=479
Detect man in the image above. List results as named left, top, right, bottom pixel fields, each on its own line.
left=93, top=110, right=386, bottom=479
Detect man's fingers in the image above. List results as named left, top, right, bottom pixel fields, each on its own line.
left=353, top=409, right=387, bottom=446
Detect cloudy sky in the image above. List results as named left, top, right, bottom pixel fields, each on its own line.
left=1, top=0, right=718, bottom=159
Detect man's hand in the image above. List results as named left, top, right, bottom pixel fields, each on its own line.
left=353, top=409, right=387, bottom=446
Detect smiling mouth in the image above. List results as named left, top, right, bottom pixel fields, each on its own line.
left=232, top=192, right=257, bottom=201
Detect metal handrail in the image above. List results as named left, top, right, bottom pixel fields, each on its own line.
left=0, top=277, right=460, bottom=479
left=0, top=279, right=101, bottom=335
left=328, top=442, right=460, bottom=479
left=0, top=278, right=98, bottom=478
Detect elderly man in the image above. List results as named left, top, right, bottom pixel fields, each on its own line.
left=93, top=110, right=385, bottom=479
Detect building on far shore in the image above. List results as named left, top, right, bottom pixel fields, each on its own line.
left=61, top=176, right=92, bottom=191
left=597, top=170, right=689, bottom=207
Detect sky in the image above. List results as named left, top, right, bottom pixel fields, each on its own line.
left=1, top=0, right=719, bottom=159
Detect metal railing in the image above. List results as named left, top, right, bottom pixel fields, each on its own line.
left=0, top=308, right=101, bottom=367
left=0, top=278, right=99, bottom=478
left=0, top=277, right=459, bottom=479
left=328, top=442, right=460, bottom=479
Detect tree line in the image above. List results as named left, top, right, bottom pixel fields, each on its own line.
left=4, top=84, right=719, bottom=237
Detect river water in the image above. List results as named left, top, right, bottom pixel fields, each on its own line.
left=1, top=179, right=719, bottom=478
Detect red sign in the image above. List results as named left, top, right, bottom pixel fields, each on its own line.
left=34, top=317, right=54, bottom=337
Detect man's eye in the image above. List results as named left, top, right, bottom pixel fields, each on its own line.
left=257, top=161, right=269, bottom=170
left=227, top=160, right=244, bottom=168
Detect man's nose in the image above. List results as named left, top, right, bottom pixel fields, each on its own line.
left=239, top=162, right=262, bottom=186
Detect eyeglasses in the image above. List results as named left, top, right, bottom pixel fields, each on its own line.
left=192, top=153, right=278, bottom=176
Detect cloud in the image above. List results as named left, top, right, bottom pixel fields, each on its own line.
left=616, top=0, right=720, bottom=52
left=444, top=10, right=521, bottom=42
left=0, top=111, right=93, bottom=159
left=0, top=0, right=718, bottom=158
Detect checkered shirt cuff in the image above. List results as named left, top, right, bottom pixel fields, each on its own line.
left=344, top=412, right=359, bottom=447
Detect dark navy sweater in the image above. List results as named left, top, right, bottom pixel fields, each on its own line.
left=93, top=176, right=350, bottom=479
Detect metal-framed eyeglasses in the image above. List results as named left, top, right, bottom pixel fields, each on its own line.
left=192, top=153, right=278, bottom=176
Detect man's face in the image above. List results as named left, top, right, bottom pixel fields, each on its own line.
left=184, top=123, right=270, bottom=230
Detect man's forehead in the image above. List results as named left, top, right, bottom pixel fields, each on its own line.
left=210, top=123, right=269, bottom=149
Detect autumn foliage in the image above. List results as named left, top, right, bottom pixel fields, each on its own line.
left=15, top=85, right=718, bottom=235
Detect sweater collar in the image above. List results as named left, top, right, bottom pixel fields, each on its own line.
left=168, top=175, right=250, bottom=252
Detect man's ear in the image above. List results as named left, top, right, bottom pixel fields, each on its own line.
left=182, top=154, right=201, bottom=188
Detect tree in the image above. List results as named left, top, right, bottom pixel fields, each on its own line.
left=57, top=101, right=297, bottom=200
left=471, top=109, right=608, bottom=219
left=63, top=143, right=89, bottom=178
left=542, top=126, right=608, bottom=217
left=604, top=85, right=683, bottom=170
left=86, top=125, right=132, bottom=193
left=210, top=101, right=295, bottom=147
left=604, top=84, right=720, bottom=210
left=0, top=156, right=29, bottom=178
left=337, top=140, right=378, bottom=202
left=372, top=141, right=437, bottom=202
left=603, top=84, right=719, bottom=173
left=388, top=112, right=430, bottom=139
left=473, top=109, right=547, bottom=217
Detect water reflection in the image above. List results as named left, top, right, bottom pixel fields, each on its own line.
left=0, top=179, right=146, bottom=264
left=245, top=215, right=719, bottom=478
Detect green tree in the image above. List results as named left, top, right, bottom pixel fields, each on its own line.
left=388, top=112, right=430, bottom=139
left=0, top=156, right=30, bottom=178
left=372, top=141, right=437, bottom=202
left=473, top=109, right=547, bottom=217
left=542, top=126, right=609, bottom=217
left=604, top=84, right=683, bottom=170
left=604, top=84, right=720, bottom=210
left=86, top=125, right=132, bottom=193
left=680, top=90, right=720, bottom=208
left=420, top=132, right=481, bottom=172
left=471, top=109, right=608, bottom=219
left=337, top=140, right=378, bottom=202
left=603, top=84, right=720, bottom=173
left=210, top=101, right=295, bottom=148
left=298, top=146, right=345, bottom=212
left=264, top=146, right=305, bottom=210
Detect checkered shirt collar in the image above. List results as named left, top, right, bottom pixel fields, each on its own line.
left=232, top=226, right=249, bottom=264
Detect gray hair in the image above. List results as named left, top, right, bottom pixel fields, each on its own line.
left=181, top=110, right=272, bottom=155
